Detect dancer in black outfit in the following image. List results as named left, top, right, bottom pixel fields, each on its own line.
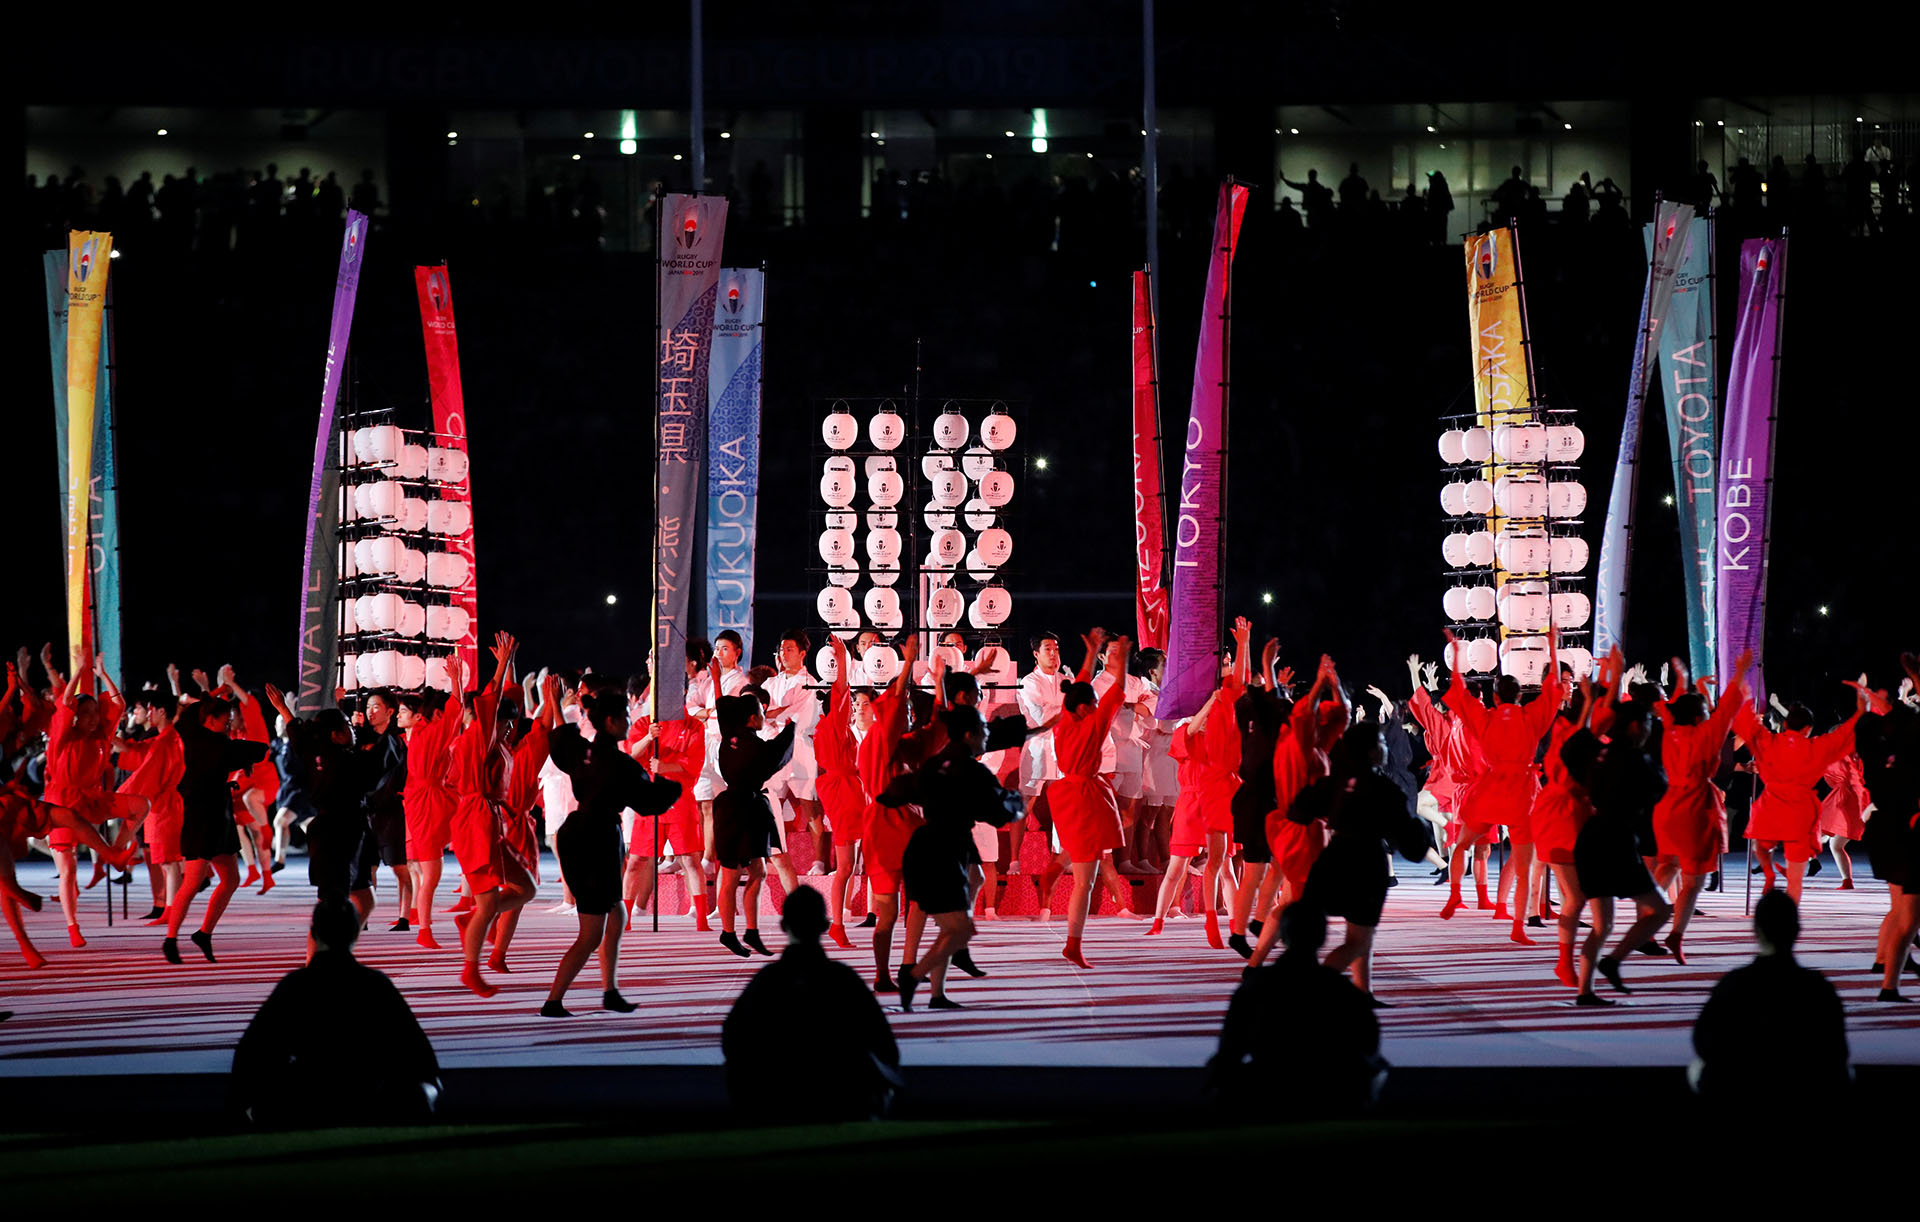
left=711, top=690, right=796, bottom=958
left=1294, top=726, right=1434, bottom=1004
left=162, top=694, right=271, bottom=963
left=264, top=686, right=378, bottom=938
left=543, top=685, right=683, bottom=1016
left=1570, top=701, right=1672, bottom=1003
left=879, top=705, right=1023, bottom=1011
left=1856, top=655, right=1920, bottom=999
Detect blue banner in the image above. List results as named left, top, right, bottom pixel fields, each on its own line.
left=43, top=251, right=122, bottom=686
left=1595, top=201, right=1693, bottom=659
left=1657, top=217, right=1718, bottom=680
left=705, top=269, right=764, bottom=663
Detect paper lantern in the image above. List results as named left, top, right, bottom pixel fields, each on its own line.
left=373, top=536, right=404, bottom=575
left=1440, top=482, right=1469, bottom=517
left=1494, top=423, right=1548, bottom=462
left=353, top=481, right=392, bottom=521
left=340, top=538, right=360, bottom=579
left=975, top=587, right=1012, bottom=626
left=823, top=454, right=855, bottom=475
left=823, top=511, right=856, bottom=531
left=964, top=548, right=995, bottom=582
left=1498, top=592, right=1551, bottom=631
left=864, top=587, right=901, bottom=623
left=1560, top=646, right=1595, bottom=679
left=927, top=470, right=966, bottom=508
left=368, top=424, right=404, bottom=463
left=349, top=537, right=378, bottom=578
left=923, top=507, right=958, bottom=532
left=868, top=409, right=905, bottom=451
left=1550, top=536, right=1590, bottom=573
left=863, top=645, right=901, bottom=683
left=874, top=607, right=903, bottom=631
left=865, top=511, right=898, bottom=531
left=978, top=471, right=1015, bottom=507
left=1438, top=430, right=1467, bottom=465
left=1551, top=591, right=1591, bottom=628
left=352, top=595, right=380, bottom=632
left=1498, top=529, right=1550, bottom=574
left=396, top=601, right=428, bottom=638
left=397, top=547, right=428, bottom=585
left=400, top=497, right=431, bottom=533
left=927, top=586, right=964, bottom=629
left=960, top=446, right=995, bottom=480
left=814, top=645, right=840, bottom=681
left=931, top=528, right=967, bottom=567
left=427, top=552, right=470, bottom=588
left=351, top=427, right=378, bottom=464
left=1461, top=427, right=1493, bottom=463
left=867, top=471, right=904, bottom=507
left=1548, top=481, right=1587, bottom=518
left=1544, top=424, right=1586, bottom=462
left=866, top=528, right=902, bottom=564
left=428, top=501, right=473, bottom=536
left=822, top=410, right=858, bottom=450
left=869, top=558, right=901, bottom=586
left=1442, top=587, right=1471, bottom=621
left=1494, top=476, right=1547, bottom=517
left=934, top=410, right=971, bottom=449
left=963, top=498, right=995, bottom=531
left=1500, top=639, right=1549, bottom=684
left=397, top=654, right=427, bottom=690
left=826, top=560, right=859, bottom=587
left=967, top=601, right=989, bottom=629
left=339, top=653, right=359, bottom=691
left=1443, top=534, right=1470, bottom=568
left=354, top=652, right=383, bottom=687
left=818, top=528, right=855, bottom=565
left=1465, top=530, right=1496, bottom=567
left=981, top=413, right=1017, bottom=451
left=1463, top=480, right=1495, bottom=516
left=394, top=444, right=429, bottom=480
left=861, top=454, right=895, bottom=479
left=426, top=605, right=464, bottom=641
left=370, top=592, right=405, bottom=632
left=1467, top=638, right=1500, bottom=674
left=427, top=446, right=469, bottom=483
left=819, top=470, right=856, bottom=507
left=425, top=657, right=454, bottom=692
left=921, top=452, right=957, bottom=480
left=977, top=527, right=1013, bottom=567
left=817, top=587, right=853, bottom=623
left=1465, top=585, right=1498, bottom=621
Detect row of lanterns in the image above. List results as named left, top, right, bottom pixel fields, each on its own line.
left=1439, top=476, right=1587, bottom=519
left=1437, top=422, right=1585, bottom=466
left=1445, top=636, right=1596, bottom=682
left=341, top=650, right=461, bottom=693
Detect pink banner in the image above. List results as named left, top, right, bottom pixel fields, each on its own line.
left=1155, top=182, right=1248, bottom=720
left=1131, top=269, right=1168, bottom=650
left=416, top=265, right=479, bottom=685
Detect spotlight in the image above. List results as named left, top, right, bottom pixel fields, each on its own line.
left=1034, top=456, right=1049, bottom=470
left=446, top=130, right=457, bottom=138
left=1086, top=152, right=1093, bottom=159
left=572, top=153, right=581, bottom=161
left=1426, top=124, right=1437, bottom=133
left=869, top=131, right=880, bottom=138
left=584, top=131, right=594, bottom=139
left=1717, top=120, right=1725, bottom=127
left=876, top=140, right=885, bottom=146
left=1662, top=494, right=1675, bottom=506
left=606, top=594, right=618, bottom=606
left=157, top=127, right=169, bottom=136
left=1274, top=127, right=1282, bottom=134
left=109, top=249, right=121, bottom=259
left=673, top=153, right=683, bottom=161
left=1289, top=127, right=1299, bottom=135
left=1856, top=116, right=1864, bottom=123
left=720, top=130, right=732, bottom=139
left=1817, top=604, right=1830, bottom=616
left=448, top=139, right=457, bottom=146
left=985, top=153, right=993, bottom=160
left=1004, top=130, right=1016, bottom=137
left=620, top=139, right=637, bottom=155
left=1261, top=592, right=1274, bottom=606
left=1031, top=137, right=1048, bottom=152
left=1563, top=122, right=1573, bottom=130
left=1694, top=120, right=1703, bottom=127
left=1088, top=280, right=1097, bottom=288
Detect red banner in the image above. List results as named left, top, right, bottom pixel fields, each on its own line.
left=415, top=265, right=479, bottom=684
left=1131, top=269, right=1168, bottom=649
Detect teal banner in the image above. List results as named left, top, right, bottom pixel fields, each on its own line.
left=1655, top=216, right=1718, bottom=680
left=43, top=251, right=122, bottom=686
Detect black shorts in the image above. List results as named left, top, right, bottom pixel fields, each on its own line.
left=902, top=830, right=970, bottom=916
left=309, top=814, right=378, bottom=901
left=371, top=809, right=408, bottom=868
left=1231, top=793, right=1274, bottom=865
left=555, top=813, right=623, bottom=917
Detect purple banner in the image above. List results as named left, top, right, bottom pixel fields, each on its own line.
left=296, top=210, right=367, bottom=712
left=1717, top=237, right=1786, bottom=706
left=1156, top=182, right=1247, bottom=720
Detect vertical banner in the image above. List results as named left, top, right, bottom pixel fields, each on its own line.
left=62, top=231, right=113, bottom=666
left=1596, top=201, right=1695, bottom=657
left=1464, top=226, right=1532, bottom=627
left=1658, top=216, right=1718, bottom=679
left=296, top=211, right=367, bottom=713
left=1131, top=268, right=1169, bottom=650
left=1717, top=237, right=1786, bottom=705
left=44, top=251, right=122, bottom=684
left=415, top=264, right=480, bottom=684
left=1156, top=182, right=1247, bottom=720
left=652, top=194, right=729, bottom=718
left=705, top=268, right=763, bottom=661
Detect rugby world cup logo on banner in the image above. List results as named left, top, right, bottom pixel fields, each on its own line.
left=75, top=236, right=101, bottom=283
left=1475, top=234, right=1498, bottom=282
left=343, top=217, right=364, bottom=263
left=679, top=212, right=701, bottom=250
left=427, top=269, right=448, bottom=315
left=722, top=280, right=744, bottom=315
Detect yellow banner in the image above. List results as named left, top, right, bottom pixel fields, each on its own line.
left=64, top=230, right=112, bottom=666
left=1465, top=227, right=1532, bottom=627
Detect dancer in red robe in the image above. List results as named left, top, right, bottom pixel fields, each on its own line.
left=1737, top=686, right=1864, bottom=902
left=486, top=673, right=559, bottom=972
left=859, top=636, right=922, bottom=990
left=1650, top=651, right=1750, bottom=962
left=1534, top=651, right=1617, bottom=985
left=1045, top=629, right=1132, bottom=968
left=1818, top=750, right=1871, bottom=889
left=815, top=635, right=865, bottom=948
left=42, top=656, right=142, bottom=946
left=115, top=698, right=186, bottom=920
left=221, top=669, right=280, bottom=893
left=448, top=631, right=535, bottom=997
left=1243, top=654, right=1347, bottom=969
left=1148, top=640, right=1242, bottom=942
left=399, top=658, right=463, bottom=948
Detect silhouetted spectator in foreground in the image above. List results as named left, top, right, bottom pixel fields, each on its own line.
left=1207, top=904, right=1385, bottom=1118
left=1689, top=891, right=1849, bottom=1111
left=722, top=886, right=901, bottom=1120
left=230, top=900, right=440, bottom=1128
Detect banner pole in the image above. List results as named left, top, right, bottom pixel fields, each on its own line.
left=1215, top=179, right=1234, bottom=668
left=1142, top=0, right=1159, bottom=327
left=1758, top=228, right=1787, bottom=698
left=690, top=0, right=705, bottom=192
left=652, top=201, right=665, bottom=938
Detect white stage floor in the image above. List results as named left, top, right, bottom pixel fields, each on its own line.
left=1, top=853, right=1914, bottom=1076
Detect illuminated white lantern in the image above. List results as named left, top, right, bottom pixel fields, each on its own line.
left=866, top=528, right=902, bottom=564
left=819, top=470, right=856, bottom=507
left=867, top=470, right=905, bottom=507
left=1544, top=423, right=1586, bottom=462
left=874, top=606, right=904, bottom=631
left=965, top=548, right=994, bottom=581
left=932, top=470, right=969, bottom=508
left=1498, top=528, right=1550, bottom=574
left=371, top=592, right=405, bottom=632
left=354, top=653, right=382, bottom=687
left=424, top=606, right=452, bottom=640
left=818, top=528, right=855, bottom=565
left=427, top=552, right=469, bottom=588
left=978, top=471, right=1015, bottom=507
left=961, top=446, right=995, bottom=480
left=353, top=595, right=380, bottom=632
left=827, top=559, right=859, bottom=587
left=869, top=558, right=901, bottom=586
left=425, top=657, right=454, bottom=692
left=927, top=586, right=964, bottom=629
left=977, top=527, right=1013, bottom=567
left=397, top=654, right=427, bottom=690
left=1549, top=536, right=1590, bottom=573
left=1442, top=587, right=1471, bottom=621
left=1465, top=530, right=1496, bottom=567
left=340, top=539, right=360, bottom=579
left=1496, top=423, right=1548, bottom=462
left=1440, top=482, right=1469, bottom=517
left=1465, top=585, right=1498, bottom=621
left=1467, top=638, right=1500, bottom=674
left=1461, top=426, right=1493, bottom=463
left=398, top=497, right=430, bottom=533
left=863, top=645, right=901, bottom=684
left=814, top=645, right=840, bottom=682
left=924, top=507, right=958, bottom=532
left=976, top=587, right=1012, bottom=626
left=1442, top=534, right=1470, bottom=568
left=394, top=444, right=429, bottom=480
left=868, top=409, right=905, bottom=451
left=822, top=408, right=858, bottom=449
left=1560, top=646, right=1594, bottom=678
left=396, top=601, right=428, bottom=638
left=1500, top=638, right=1549, bottom=684
left=863, top=455, right=896, bottom=480
left=351, top=427, right=378, bottom=464
left=864, top=587, right=901, bottom=623
left=981, top=413, right=1017, bottom=451
left=1495, top=476, right=1548, bottom=517
left=428, top=501, right=473, bottom=536
left=824, top=511, right=856, bottom=531
left=1439, top=429, right=1468, bottom=465
left=922, top=452, right=957, bottom=480
left=934, top=410, right=970, bottom=449
left=1464, top=480, right=1495, bottom=516
left=932, top=528, right=967, bottom=567
left=1552, top=591, right=1592, bottom=628
left=367, top=424, right=404, bottom=463
left=865, top=511, right=898, bottom=532
left=426, top=446, right=468, bottom=483
left=1548, top=481, right=1587, bottom=518
left=817, top=587, right=853, bottom=623
left=1499, top=592, right=1552, bottom=631
left=396, top=547, right=427, bottom=585
left=963, top=498, right=995, bottom=531
left=371, top=536, right=403, bottom=575
left=340, top=653, right=359, bottom=691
